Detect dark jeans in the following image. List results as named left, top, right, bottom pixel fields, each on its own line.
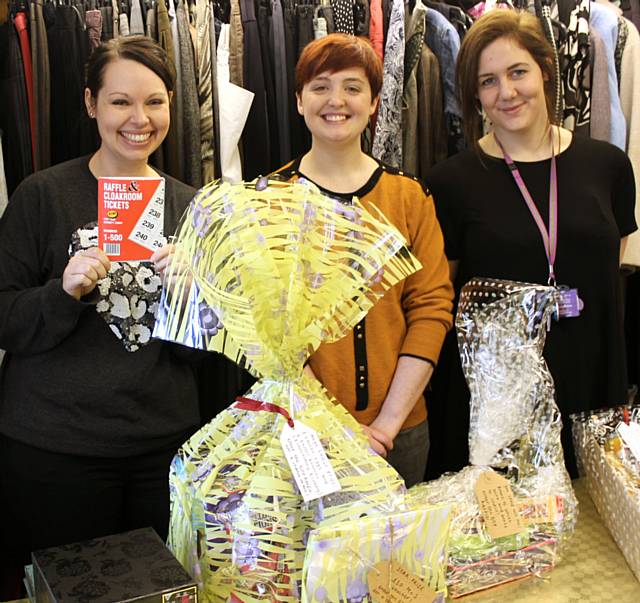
left=0, top=434, right=185, bottom=572
left=386, top=419, right=429, bottom=488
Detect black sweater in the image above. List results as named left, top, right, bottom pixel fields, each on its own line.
left=0, top=156, right=200, bottom=457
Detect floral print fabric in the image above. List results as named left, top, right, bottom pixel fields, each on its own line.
left=70, top=223, right=165, bottom=352
left=372, top=0, right=404, bottom=167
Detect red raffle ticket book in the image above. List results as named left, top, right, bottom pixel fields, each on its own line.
left=98, top=177, right=166, bottom=261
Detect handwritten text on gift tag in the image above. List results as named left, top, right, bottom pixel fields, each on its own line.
left=367, top=560, right=437, bottom=603
left=475, top=470, right=524, bottom=539
left=280, top=421, right=341, bottom=502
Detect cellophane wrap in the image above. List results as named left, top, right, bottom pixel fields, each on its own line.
left=407, top=278, right=578, bottom=598
left=572, top=406, right=640, bottom=579
left=157, top=179, right=424, bottom=602
left=572, top=405, right=640, bottom=487
left=301, top=506, right=452, bottom=603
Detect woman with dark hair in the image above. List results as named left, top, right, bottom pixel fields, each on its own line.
left=0, top=36, right=199, bottom=567
left=426, top=10, right=637, bottom=478
left=273, top=34, right=454, bottom=487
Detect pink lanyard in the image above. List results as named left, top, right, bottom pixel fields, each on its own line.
left=494, top=133, right=558, bottom=286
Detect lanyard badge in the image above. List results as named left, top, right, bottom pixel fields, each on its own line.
left=556, top=286, right=583, bottom=318
left=494, top=130, right=583, bottom=320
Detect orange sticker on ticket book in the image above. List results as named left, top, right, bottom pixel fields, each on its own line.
left=475, top=470, right=525, bottom=539
left=367, top=560, right=437, bottom=603
left=98, top=176, right=165, bottom=261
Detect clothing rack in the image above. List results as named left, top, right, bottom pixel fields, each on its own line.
left=1, top=0, right=639, bottom=246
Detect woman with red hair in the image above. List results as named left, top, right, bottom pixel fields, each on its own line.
left=273, top=34, right=454, bottom=487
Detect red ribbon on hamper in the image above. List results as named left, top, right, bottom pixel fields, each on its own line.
left=234, top=397, right=295, bottom=428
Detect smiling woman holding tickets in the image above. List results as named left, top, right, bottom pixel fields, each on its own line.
left=273, top=34, right=454, bottom=487
left=0, top=36, right=201, bottom=573
left=425, top=10, right=637, bottom=479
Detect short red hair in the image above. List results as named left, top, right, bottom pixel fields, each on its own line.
left=295, top=34, right=383, bottom=98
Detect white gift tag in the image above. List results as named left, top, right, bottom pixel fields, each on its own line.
left=129, top=179, right=166, bottom=253
left=617, top=422, right=640, bottom=461
left=280, top=421, right=341, bottom=502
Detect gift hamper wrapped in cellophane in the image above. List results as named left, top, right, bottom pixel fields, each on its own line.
left=154, top=178, right=452, bottom=602
left=301, top=505, right=452, bottom=603
left=407, top=278, right=578, bottom=597
left=572, top=405, right=640, bottom=580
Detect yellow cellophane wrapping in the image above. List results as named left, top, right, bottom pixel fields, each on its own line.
left=160, top=179, right=430, bottom=601
left=301, top=505, right=452, bottom=602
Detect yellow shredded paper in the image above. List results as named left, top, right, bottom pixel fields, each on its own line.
left=156, top=178, right=450, bottom=601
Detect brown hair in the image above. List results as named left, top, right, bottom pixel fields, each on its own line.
left=456, top=9, right=556, bottom=150
left=85, top=35, right=176, bottom=98
left=295, top=34, right=383, bottom=99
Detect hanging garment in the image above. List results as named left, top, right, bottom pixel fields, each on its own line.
left=0, top=23, right=32, bottom=195
left=416, top=42, right=447, bottom=175
left=209, top=4, right=222, bottom=179
left=152, top=0, right=168, bottom=170
left=177, top=0, right=202, bottom=188
left=130, top=0, right=145, bottom=34
left=256, top=0, right=280, bottom=172
left=446, top=4, right=472, bottom=41
left=318, top=4, right=335, bottom=34
left=145, top=2, right=156, bottom=38
left=589, top=29, right=612, bottom=144
left=382, top=0, right=390, bottom=41
left=353, top=0, right=369, bottom=36
left=14, top=12, right=35, bottom=169
left=271, top=0, right=291, bottom=163
left=30, top=0, right=50, bottom=171
left=590, top=1, right=627, bottom=150
left=622, top=0, right=640, bottom=32
left=560, top=0, right=591, bottom=135
left=111, top=0, right=119, bottom=37
left=139, top=0, right=150, bottom=29
left=369, top=0, right=384, bottom=61
left=168, top=0, right=185, bottom=182
left=217, top=23, right=254, bottom=182
left=402, top=2, right=426, bottom=175
left=425, top=6, right=463, bottom=155
left=197, top=0, right=215, bottom=183
left=119, top=11, right=130, bottom=35
left=156, top=0, right=180, bottom=177
left=86, top=9, right=102, bottom=50
left=373, top=0, right=404, bottom=167
left=313, top=12, right=328, bottom=38
left=100, top=6, right=113, bottom=40
left=297, top=3, right=315, bottom=56
left=240, top=0, right=271, bottom=179
left=0, top=129, right=8, bottom=216
left=331, top=0, right=354, bottom=34
left=120, top=0, right=130, bottom=21
left=283, top=0, right=308, bottom=158
left=620, top=17, right=640, bottom=267
left=229, top=0, right=244, bottom=88
left=539, top=2, right=563, bottom=123
left=0, top=129, right=5, bottom=371
left=47, top=4, right=96, bottom=166
left=615, top=17, right=629, bottom=87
